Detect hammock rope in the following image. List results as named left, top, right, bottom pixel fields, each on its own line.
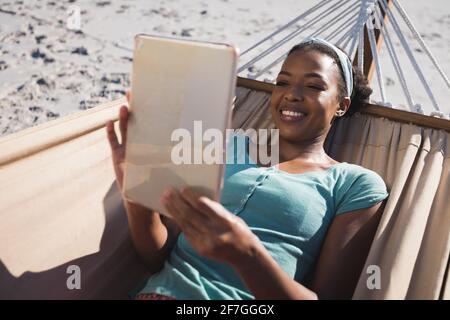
left=344, top=0, right=374, bottom=60
left=379, top=0, right=440, bottom=112
left=326, top=11, right=359, bottom=43
left=249, top=1, right=359, bottom=79
left=335, top=14, right=359, bottom=51
left=375, top=4, right=415, bottom=109
left=240, top=0, right=332, bottom=56
left=392, top=0, right=450, bottom=89
left=237, top=0, right=449, bottom=116
left=356, top=26, right=364, bottom=72
left=238, top=0, right=354, bottom=73
left=314, top=5, right=360, bottom=41
left=367, top=9, right=387, bottom=103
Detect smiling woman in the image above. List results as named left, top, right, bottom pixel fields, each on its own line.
left=267, top=38, right=373, bottom=174
left=106, top=37, right=389, bottom=300
left=270, top=40, right=372, bottom=156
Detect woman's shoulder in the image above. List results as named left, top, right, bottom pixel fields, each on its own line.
left=335, top=162, right=388, bottom=192
left=333, top=163, right=389, bottom=215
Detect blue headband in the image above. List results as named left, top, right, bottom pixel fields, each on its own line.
left=300, top=37, right=354, bottom=97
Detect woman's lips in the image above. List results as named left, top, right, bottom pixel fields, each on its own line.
left=278, top=109, right=307, bottom=122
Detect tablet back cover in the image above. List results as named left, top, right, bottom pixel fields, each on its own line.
left=123, top=35, right=238, bottom=216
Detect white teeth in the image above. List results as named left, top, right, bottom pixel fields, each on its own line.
left=281, top=110, right=305, bottom=117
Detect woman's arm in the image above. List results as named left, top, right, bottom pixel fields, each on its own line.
left=234, top=201, right=386, bottom=300
left=309, top=200, right=386, bottom=299
left=161, top=187, right=317, bottom=300
left=231, top=241, right=318, bottom=300
left=123, top=201, right=180, bottom=274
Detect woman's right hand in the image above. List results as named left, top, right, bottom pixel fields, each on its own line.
left=106, top=91, right=131, bottom=192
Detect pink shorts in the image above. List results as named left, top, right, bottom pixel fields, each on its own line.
left=135, top=293, right=176, bottom=300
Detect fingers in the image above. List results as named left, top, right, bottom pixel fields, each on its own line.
left=180, top=188, right=212, bottom=220
left=162, top=198, right=184, bottom=229
left=126, top=90, right=131, bottom=104
left=169, top=189, right=191, bottom=219
left=119, top=105, right=128, bottom=146
left=106, top=104, right=128, bottom=149
left=180, top=187, right=201, bottom=205
left=106, top=120, right=120, bottom=151
left=197, top=196, right=233, bottom=222
left=161, top=188, right=181, bottom=220
left=180, top=188, right=233, bottom=226
left=161, top=189, right=203, bottom=233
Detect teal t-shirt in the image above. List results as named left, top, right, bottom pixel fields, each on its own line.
left=136, top=133, right=389, bottom=299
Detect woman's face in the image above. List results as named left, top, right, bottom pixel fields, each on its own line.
left=270, top=49, right=345, bottom=143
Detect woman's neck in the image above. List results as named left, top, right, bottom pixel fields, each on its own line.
left=278, top=135, right=331, bottom=165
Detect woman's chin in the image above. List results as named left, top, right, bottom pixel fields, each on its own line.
left=278, top=128, right=305, bottom=143
left=272, top=118, right=310, bottom=142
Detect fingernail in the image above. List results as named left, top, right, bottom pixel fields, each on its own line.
left=163, top=188, right=171, bottom=198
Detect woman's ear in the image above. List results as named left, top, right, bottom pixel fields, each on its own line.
left=330, top=97, right=351, bottom=125
left=336, top=97, right=351, bottom=117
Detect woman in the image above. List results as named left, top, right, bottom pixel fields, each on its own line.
left=105, top=37, right=389, bottom=300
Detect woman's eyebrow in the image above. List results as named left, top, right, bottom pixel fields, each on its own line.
left=304, top=72, right=326, bottom=80
left=278, top=71, right=291, bottom=76
left=278, top=71, right=326, bottom=81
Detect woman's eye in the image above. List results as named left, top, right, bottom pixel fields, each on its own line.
left=308, top=85, right=324, bottom=91
left=275, top=81, right=288, bottom=86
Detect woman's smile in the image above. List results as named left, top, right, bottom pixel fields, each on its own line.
left=278, top=103, right=309, bottom=123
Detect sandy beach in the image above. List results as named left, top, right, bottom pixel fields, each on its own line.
left=0, top=0, right=449, bottom=137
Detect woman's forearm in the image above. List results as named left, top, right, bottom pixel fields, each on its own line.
left=124, top=200, right=178, bottom=273
left=231, top=243, right=318, bottom=300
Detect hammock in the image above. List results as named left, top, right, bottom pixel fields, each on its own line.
left=1, top=0, right=449, bottom=299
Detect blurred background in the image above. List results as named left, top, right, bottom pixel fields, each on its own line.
left=1, top=0, right=449, bottom=137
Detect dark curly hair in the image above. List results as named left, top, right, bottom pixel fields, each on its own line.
left=287, top=42, right=372, bottom=117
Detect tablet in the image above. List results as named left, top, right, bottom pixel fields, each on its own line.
left=122, top=34, right=239, bottom=217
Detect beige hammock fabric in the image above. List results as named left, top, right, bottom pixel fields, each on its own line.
left=0, top=98, right=151, bottom=299
left=0, top=87, right=449, bottom=299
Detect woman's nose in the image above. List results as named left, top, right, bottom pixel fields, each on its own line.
left=284, top=85, right=303, bottom=102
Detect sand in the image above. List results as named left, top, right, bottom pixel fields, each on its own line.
left=0, top=0, right=449, bottom=137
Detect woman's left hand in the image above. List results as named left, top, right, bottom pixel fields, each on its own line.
left=160, top=187, right=262, bottom=267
